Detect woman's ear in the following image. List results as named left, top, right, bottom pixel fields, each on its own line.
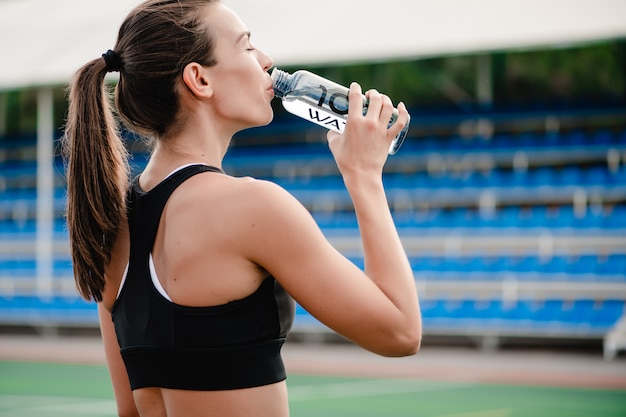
left=182, top=62, right=213, bottom=98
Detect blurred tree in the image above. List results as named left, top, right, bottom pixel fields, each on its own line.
left=2, top=40, right=625, bottom=138
left=502, top=41, right=625, bottom=108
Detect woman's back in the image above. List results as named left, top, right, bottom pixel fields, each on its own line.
left=103, top=164, right=294, bottom=417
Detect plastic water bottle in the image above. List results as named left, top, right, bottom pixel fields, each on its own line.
left=271, top=68, right=410, bottom=154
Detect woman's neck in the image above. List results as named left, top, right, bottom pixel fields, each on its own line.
left=154, top=127, right=229, bottom=168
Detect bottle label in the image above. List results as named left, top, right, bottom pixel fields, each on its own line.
left=282, top=97, right=346, bottom=133
left=315, top=85, right=349, bottom=116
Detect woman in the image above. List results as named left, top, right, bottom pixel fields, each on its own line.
left=63, top=0, right=421, bottom=416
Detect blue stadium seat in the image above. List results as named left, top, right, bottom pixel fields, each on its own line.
left=501, top=299, right=535, bottom=321
left=593, top=300, right=625, bottom=327
left=507, top=169, right=530, bottom=188
left=419, top=299, right=448, bottom=319
left=516, top=132, right=539, bottom=149
left=464, top=256, right=488, bottom=273
left=598, top=255, right=626, bottom=277
left=444, top=299, right=477, bottom=319
left=313, top=211, right=358, bottom=229
left=487, top=168, right=507, bottom=188
left=513, top=256, right=541, bottom=275
left=534, top=299, right=564, bottom=322
left=417, top=136, right=440, bottom=151
left=0, top=259, right=36, bottom=277
left=548, top=205, right=575, bottom=228
left=543, top=256, right=570, bottom=275
left=491, top=134, right=515, bottom=149
left=54, top=259, right=73, bottom=277
left=421, top=257, right=446, bottom=273
left=558, top=166, right=583, bottom=186
left=590, top=129, right=614, bottom=145
left=615, top=166, right=626, bottom=185
left=584, top=208, right=608, bottom=229
left=585, top=166, right=609, bottom=185
left=607, top=205, right=626, bottom=229
left=569, top=255, right=600, bottom=276
left=564, top=131, right=587, bottom=147
left=529, top=167, right=556, bottom=187
left=481, top=256, right=509, bottom=274
left=563, top=299, right=595, bottom=323
left=418, top=296, right=623, bottom=335
left=473, top=299, right=503, bottom=319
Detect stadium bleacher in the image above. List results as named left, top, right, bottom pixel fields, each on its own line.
left=227, top=113, right=626, bottom=351
left=0, top=107, right=625, bottom=356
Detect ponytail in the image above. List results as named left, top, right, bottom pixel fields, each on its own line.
left=63, top=57, right=129, bottom=302
left=63, top=0, right=220, bottom=301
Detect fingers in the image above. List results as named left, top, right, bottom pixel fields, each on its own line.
left=379, top=94, right=394, bottom=128
left=346, top=83, right=410, bottom=142
left=326, top=129, right=340, bottom=144
left=387, top=102, right=410, bottom=139
left=347, top=82, right=364, bottom=119
left=364, top=89, right=383, bottom=121
left=364, top=89, right=398, bottom=132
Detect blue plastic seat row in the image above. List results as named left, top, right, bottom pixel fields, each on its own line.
left=0, top=218, right=68, bottom=235
left=0, top=191, right=66, bottom=219
left=420, top=298, right=624, bottom=330
left=1, top=253, right=622, bottom=282
left=381, top=165, right=626, bottom=189
left=269, top=165, right=625, bottom=190
left=0, top=294, right=97, bottom=325
left=390, top=205, right=625, bottom=230
left=493, top=205, right=626, bottom=229
left=408, top=254, right=626, bottom=277
left=0, top=204, right=623, bottom=247
left=0, top=187, right=66, bottom=201
left=292, top=298, right=625, bottom=334
left=327, top=253, right=626, bottom=282
left=0, top=258, right=73, bottom=277
left=399, top=129, right=626, bottom=152
left=0, top=159, right=65, bottom=180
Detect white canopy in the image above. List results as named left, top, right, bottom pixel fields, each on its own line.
left=1, top=0, right=626, bottom=91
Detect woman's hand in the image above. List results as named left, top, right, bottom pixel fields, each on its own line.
left=327, top=82, right=409, bottom=179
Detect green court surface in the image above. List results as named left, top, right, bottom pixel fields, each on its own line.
left=0, top=361, right=624, bottom=417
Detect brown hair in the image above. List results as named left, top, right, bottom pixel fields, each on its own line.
left=63, top=0, right=219, bottom=301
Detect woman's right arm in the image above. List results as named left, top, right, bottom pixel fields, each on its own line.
left=240, top=83, right=421, bottom=356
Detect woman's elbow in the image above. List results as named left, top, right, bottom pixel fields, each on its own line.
left=374, top=324, right=422, bottom=357
left=391, top=327, right=422, bottom=357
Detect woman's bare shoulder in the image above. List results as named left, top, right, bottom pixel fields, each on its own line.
left=177, top=173, right=299, bottom=211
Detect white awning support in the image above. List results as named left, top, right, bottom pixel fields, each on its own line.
left=36, top=87, right=54, bottom=299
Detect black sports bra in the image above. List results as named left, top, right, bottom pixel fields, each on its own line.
left=111, top=164, right=295, bottom=390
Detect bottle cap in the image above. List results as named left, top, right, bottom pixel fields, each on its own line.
left=270, top=68, right=289, bottom=98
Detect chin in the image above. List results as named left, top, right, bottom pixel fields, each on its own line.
left=237, top=110, right=274, bottom=132
left=262, top=109, right=274, bottom=126
left=255, top=109, right=274, bottom=127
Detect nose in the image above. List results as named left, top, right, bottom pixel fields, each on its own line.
left=258, top=48, right=273, bottom=72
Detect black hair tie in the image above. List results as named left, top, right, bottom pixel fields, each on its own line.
left=102, top=49, right=122, bottom=72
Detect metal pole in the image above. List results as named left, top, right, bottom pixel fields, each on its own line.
left=0, top=92, right=7, bottom=136
left=476, top=54, right=493, bottom=110
left=36, top=87, right=54, bottom=299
